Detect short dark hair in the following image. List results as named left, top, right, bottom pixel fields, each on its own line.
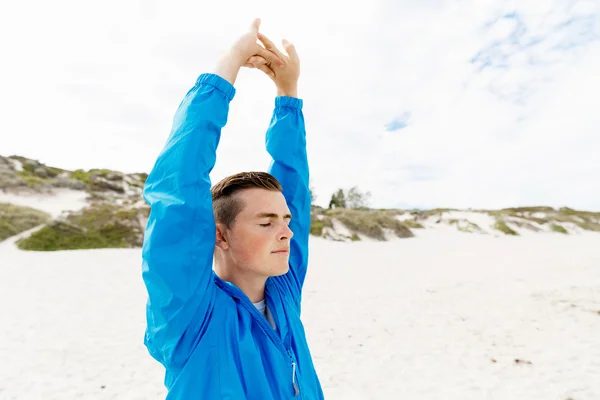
left=211, top=171, right=282, bottom=228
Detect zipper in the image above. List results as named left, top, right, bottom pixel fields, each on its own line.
left=291, top=360, right=300, bottom=396
left=215, top=278, right=301, bottom=397
left=288, top=349, right=304, bottom=397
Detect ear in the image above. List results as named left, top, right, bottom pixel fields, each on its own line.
left=215, top=223, right=230, bottom=250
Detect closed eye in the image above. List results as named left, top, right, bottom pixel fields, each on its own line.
left=259, top=223, right=272, bottom=227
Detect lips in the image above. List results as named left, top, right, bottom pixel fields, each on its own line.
left=272, top=249, right=289, bottom=254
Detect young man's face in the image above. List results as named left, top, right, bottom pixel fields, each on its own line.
left=219, top=188, right=294, bottom=278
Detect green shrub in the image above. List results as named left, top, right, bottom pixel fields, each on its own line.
left=551, top=224, right=568, bottom=234
left=310, top=214, right=333, bottom=236
left=70, top=169, right=92, bottom=184
left=494, top=220, right=519, bottom=236
left=403, top=219, right=424, bottom=229
left=45, top=166, right=64, bottom=178
left=0, top=203, right=51, bottom=241
left=69, top=168, right=114, bottom=184
left=457, top=221, right=482, bottom=233
left=19, top=174, right=51, bottom=188
left=17, top=223, right=133, bottom=251
left=17, top=204, right=146, bottom=251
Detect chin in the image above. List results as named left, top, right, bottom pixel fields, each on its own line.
left=269, top=262, right=290, bottom=277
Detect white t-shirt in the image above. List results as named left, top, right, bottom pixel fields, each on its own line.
left=224, top=281, right=278, bottom=331
left=253, top=299, right=277, bottom=331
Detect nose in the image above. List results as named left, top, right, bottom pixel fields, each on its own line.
left=278, top=223, right=294, bottom=240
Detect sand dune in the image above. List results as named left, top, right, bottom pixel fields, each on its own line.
left=1, top=231, right=599, bottom=399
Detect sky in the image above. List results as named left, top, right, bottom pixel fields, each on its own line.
left=1, top=0, right=599, bottom=210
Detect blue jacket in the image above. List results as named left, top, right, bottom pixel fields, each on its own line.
left=141, top=73, right=324, bottom=399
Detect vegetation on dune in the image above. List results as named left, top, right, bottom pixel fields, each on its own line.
left=493, top=220, right=519, bottom=236
left=11, top=156, right=67, bottom=189
left=307, top=186, right=415, bottom=240
left=18, top=174, right=52, bottom=188
left=309, top=212, right=334, bottom=236
left=457, top=223, right=481, bottom=233
left=556, top=208, right=600, bottom=232
left=558, top=207, right=600, bottom=218
left=70, top=168, right=122, bottom=184
left=403, top=219, right=424, bottom=229
left=510, top=220, right=541, bottom=232
left=419, top=208, right=459, bottom=216
left=0, top=203, right=51, bottom=241
left=500, top=206, right=555, bottom=214
left=575, top=220, right=600, bottom=232
left=70, top=169, right=101, bottom=184
left=11, top=155, right=66, bottom=178
left=4, top=157, right=600, bottom=248
left=324, top=208, right=414, bottom=240
left=349, top=232, right=361, bottom=241
left=309, top=186, right=600, bottom=240
left=16, top=204, right=149, bottom=251
left=447, top=218, right=482, bottom=233
left=551, top=224, right=568, bottom=234
left=1, top=155, right=147, bottom=194
left=521, top=216, right=548, bottom=225
left=487, top=206, right=600, bottom=233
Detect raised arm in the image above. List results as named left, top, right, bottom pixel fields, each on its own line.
left=245, top=34, right=310, bottom=297
left=141, top=19, right=283, bottom=368
left=266, top=97, right=310, bottom=297
left=141, top=73, right=233, bottom=368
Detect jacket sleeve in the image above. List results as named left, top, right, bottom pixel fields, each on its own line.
left=266, top=96, right=311, bottom=302
left=141, top=73, right=235, bottom=368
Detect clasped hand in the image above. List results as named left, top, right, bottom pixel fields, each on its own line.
left=229, top=19, right=300, bottom=98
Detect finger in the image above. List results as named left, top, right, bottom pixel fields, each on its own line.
left=257, top=33, right=286, bottom=65
left=282, top=39, right=299, bottom=63
left=243, top=55, right=265, bottom=68
left=249, top=56, right=267, bottom=64
left=253, top=62, right=276, bottom=79
left=249, top=55, right=274, bottom=76
left=250, top=18, right=261, bottom=33
left=243, top=56, right=258, bottom=68
left=256, top=47, right=285, bottom=67
left=251, top=57, right=267, bottom=66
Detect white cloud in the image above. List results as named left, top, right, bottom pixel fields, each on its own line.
left=1, top=0, right=599, bottom=210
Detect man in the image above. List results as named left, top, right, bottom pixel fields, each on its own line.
left=141, top=19, right=324, bottom=399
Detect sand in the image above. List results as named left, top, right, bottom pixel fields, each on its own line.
left=0, top=189, right=89, bottom=218
left=1, top=229, right=600, bottom=399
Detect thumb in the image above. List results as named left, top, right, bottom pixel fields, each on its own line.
left=250, top=18, right=261, bottom=33
left=282, top=39, right=298, bottom=61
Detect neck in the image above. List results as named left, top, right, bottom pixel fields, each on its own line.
left=216, top=263, right=267, bottom=303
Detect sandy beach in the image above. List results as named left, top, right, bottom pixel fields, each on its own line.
left=2, top=0, right=599, bottom=397
left=1, top=229, right=599, bottom=399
